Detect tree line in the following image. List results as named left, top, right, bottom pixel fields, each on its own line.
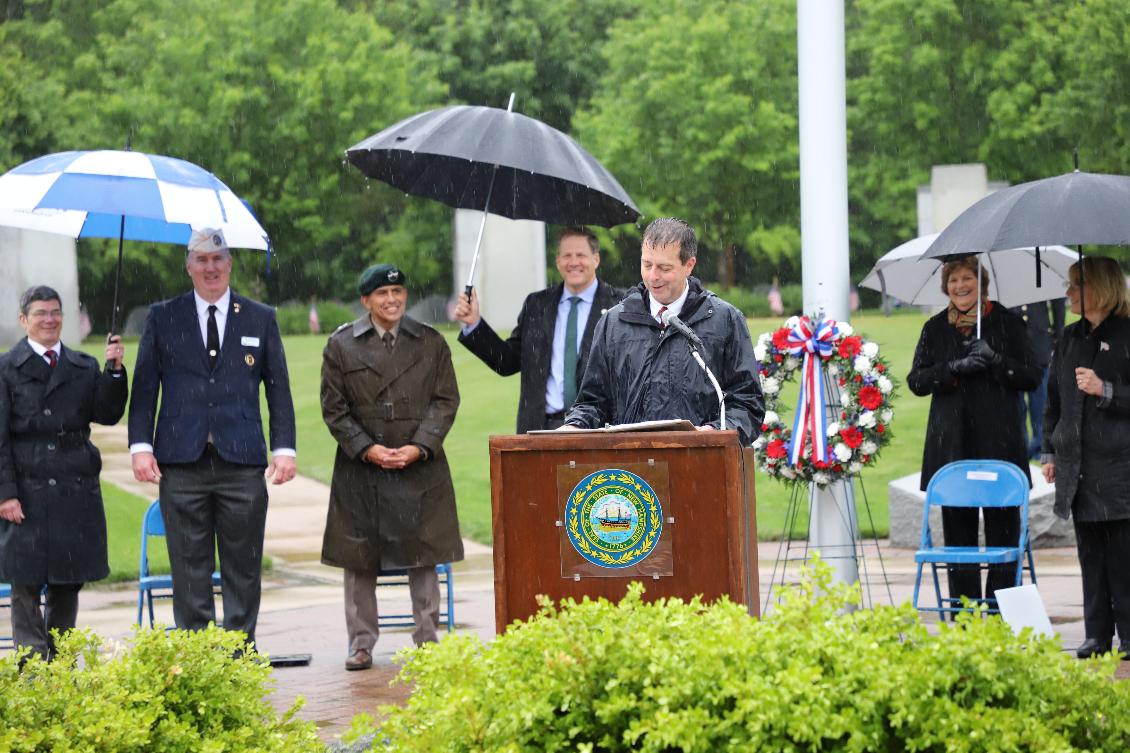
left=2, top=0, right=1128, bottom=328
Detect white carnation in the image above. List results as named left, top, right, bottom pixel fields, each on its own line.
left=763, top=410, right=780, bottom=425
left=861, top=341, right=879, bottom=358
left=813, top=471, right=830, bottom=486
left=825, top=421, right=840, bottom=437
left=833, top=443, right=852, bottom=462
left=752, top=436, right=766, bottom=450
left=880, top=408, right=893, bottom=423
left=877, top=375, right=893, bottom=394
left=780, top=465, right=797, bottom=479
left=837, top=322, right=853, bottom=337
left=848, top=461, right=863, bottom=473
left=785, top=356, right=799, bottom=370
left=758, top=332, right=771, bottom=346
left=861, top=440, right=878, bottom=455
left=858, top=411, right=877, bottom=428
left=841, top=392, right=853, bottom=408
left=826, top=363, right=839, bottom=376
left=754, top=343, right=768, bottom=362
left=853, top=355, right=872, bottom=373
left=761, top=376, right=780, bottom=396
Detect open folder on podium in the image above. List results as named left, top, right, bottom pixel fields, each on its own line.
left=528, top=418, right=697, bottom=434
left=489, top=430, right=758, bottom=631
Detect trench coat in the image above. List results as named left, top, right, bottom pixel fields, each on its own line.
left=1042, top=315, right=1130, bottom=521
left=320, top=315, right=464, bottom=571
left=0, top=339, right=127, bottom=584
left=907, top=304, right=1040, bottom=490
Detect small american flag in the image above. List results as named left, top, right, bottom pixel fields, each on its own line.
left=768, top=280, right=784, bottom=316
left=308, top=303, right=321, bottom=334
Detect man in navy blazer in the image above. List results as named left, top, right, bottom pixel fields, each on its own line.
left=128, top=227, right=296, bottom=647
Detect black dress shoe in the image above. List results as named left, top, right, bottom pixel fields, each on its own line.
left=1076, top=638, right=1112, bottom=659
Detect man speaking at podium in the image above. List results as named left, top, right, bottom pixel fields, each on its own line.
left=561, top=218, right=763, bottom=444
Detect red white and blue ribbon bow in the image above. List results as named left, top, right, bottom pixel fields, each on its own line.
left=786, top=316, right=839, bottom=466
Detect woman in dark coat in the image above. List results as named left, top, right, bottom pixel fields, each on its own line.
left=907, top=256, right=1040, bottom=611
left=1042, top=256, right=1130, bottom=659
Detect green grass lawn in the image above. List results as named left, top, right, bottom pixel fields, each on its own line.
left=103, top=309, right=935, bottom=551
left=102, top=481, right=168, bottom=584
left=272, top=310, right=933, bottom=545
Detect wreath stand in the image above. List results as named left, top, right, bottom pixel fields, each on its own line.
left=761, top=375, right=894, bottom=614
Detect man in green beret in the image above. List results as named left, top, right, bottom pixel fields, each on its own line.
left=319, top=263, right=464, bottom=670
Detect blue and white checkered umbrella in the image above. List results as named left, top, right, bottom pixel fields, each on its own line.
left=0, top=150, right=269, bottom=249
left=0, top=150, right=270, bottom=332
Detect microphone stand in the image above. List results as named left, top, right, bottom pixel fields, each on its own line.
left=685, top=341, right=726, bottom=432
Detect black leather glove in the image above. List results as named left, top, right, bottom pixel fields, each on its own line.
left=948, top=354, right=988, bottom=376
left=967, top=338, right=1003, bottom=367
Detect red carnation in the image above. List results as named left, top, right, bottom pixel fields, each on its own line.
left=775, top=354, right=783, bottom=363
left=766, top=439, right=787, bottom=459
left=854, top=374, right=863, bottom=383
left=876, top=363, right=885, bottom=373
left=838, top=335, right=863, bottom=359
left=839, top=426, right=863, bottom=449
left=771, top=328, right=791, bottom=350
left=877, top=424, right=886, bottom=434
left=858, top=385, right=882, bottom=410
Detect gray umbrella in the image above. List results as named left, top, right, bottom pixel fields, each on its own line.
left=922, top=170, right=1130, bottom=257
left=347, top=96, right=640, bottom=297
left=923, top=169, right=1130, bottom=323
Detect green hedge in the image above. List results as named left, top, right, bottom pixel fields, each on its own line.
left=357, top=563, right=1130, bottom=752
left=0, top=627, right=322, bottom=752
left=706, top=282, right=803, bottom=318
left=276, top=300, right=356, bottom=336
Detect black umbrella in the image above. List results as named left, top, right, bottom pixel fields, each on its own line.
left=346, top=95, right=640, bottom=296
left=923, top=168, right=1130, bottom=323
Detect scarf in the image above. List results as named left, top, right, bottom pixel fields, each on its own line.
left=947, top=300, right=992, bottom=336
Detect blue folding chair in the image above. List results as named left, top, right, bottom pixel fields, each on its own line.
left=136, top=499, right=223, bottom=628
left=0, top=583, right=11, bottom=649
left=376, top=563, right=456, bottom=632
left=913, top=460, right=1038, bottom=617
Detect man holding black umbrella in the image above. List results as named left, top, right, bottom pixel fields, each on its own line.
left=454, top=227, right=621, bottom=431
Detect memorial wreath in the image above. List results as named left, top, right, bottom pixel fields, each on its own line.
left=752, top=315, right=897, bottom=487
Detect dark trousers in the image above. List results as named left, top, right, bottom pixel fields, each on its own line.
left=1073, top=519, right=1130, bottom=644
left=159, top=446, right=268, bottom=645
left=10, top=583, right=81, bottom=660
left=941, top=505, right=1021, bottom=606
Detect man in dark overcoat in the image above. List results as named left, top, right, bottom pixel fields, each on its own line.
left=453, top=226, right=622, bottom=431
left=0, top=285, right=127, bottom=660
left=320, top=263, right=463, bottom=671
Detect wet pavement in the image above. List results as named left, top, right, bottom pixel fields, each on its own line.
left=3, top=425, right=1121, bottom=744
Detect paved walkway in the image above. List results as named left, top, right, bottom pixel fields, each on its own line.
left=5, top=425, right=1119, bottom=743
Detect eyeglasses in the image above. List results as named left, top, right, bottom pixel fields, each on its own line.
left=27, top=309, right=63, bottom=320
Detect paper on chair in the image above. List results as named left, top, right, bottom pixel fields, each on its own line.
left=995, top=584, right=1054, bottom=637
left=529, top=419, right=698, bottom=434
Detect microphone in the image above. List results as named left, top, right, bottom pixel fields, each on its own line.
left=661, top=311, right=704, bottom=350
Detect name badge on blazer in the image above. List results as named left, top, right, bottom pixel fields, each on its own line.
left=241, top=336, right=261, bottom=347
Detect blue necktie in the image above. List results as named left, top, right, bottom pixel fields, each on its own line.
left=563, top=296, right=581, bottom=408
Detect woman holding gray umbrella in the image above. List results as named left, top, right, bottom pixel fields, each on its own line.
left=1042, top=256, right=1130, bottom=659
left=908, top=256, right=1041, bottom=614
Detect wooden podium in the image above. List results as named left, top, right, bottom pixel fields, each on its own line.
left=489, top=430, right=758, bottom=631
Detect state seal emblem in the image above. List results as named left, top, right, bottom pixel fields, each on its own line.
left=565, top=468, right=663, bottom=569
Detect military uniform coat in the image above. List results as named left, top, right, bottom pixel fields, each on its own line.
left=320, top=315, right=464, bottom=571
left=0, top=339, right=127, bottom=584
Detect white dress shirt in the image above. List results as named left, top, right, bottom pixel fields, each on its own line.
left=649, top=282, right=691, bottom=324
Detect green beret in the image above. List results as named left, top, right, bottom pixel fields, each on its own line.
left=358, top=263, right=407, bottom=296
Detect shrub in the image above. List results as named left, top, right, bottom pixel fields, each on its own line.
left=0, top=626, right=322, bottom=752
left=359, top=562, right=1130, bottom=752
left=707, top=283, right=803, bottom=318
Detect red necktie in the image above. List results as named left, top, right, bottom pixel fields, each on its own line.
left=656, top=306, right=668, bottom=328
left=45, top=349, right=58, bottom=368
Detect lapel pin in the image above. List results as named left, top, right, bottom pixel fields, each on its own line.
left=233, top=302, right=241, bottom=314
left=1101, top=341, right=1110, bottom=351
left=245, top=353, right=255, bottom=366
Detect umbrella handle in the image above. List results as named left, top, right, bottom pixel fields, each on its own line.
left=464, top=284, right=473, bottom=302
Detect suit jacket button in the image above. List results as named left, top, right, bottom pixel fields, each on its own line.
left=47, top=443, right=56, bottom=451
left=209, top=378, right=216, bottom=384
left=48, top=478, right=56, bottom=486
left=43, top=408, right=51, bottom=416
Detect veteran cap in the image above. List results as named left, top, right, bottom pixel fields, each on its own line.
left=187, top=227, right=229, bottom=254
left=358, top=263, right=406, bottom=296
